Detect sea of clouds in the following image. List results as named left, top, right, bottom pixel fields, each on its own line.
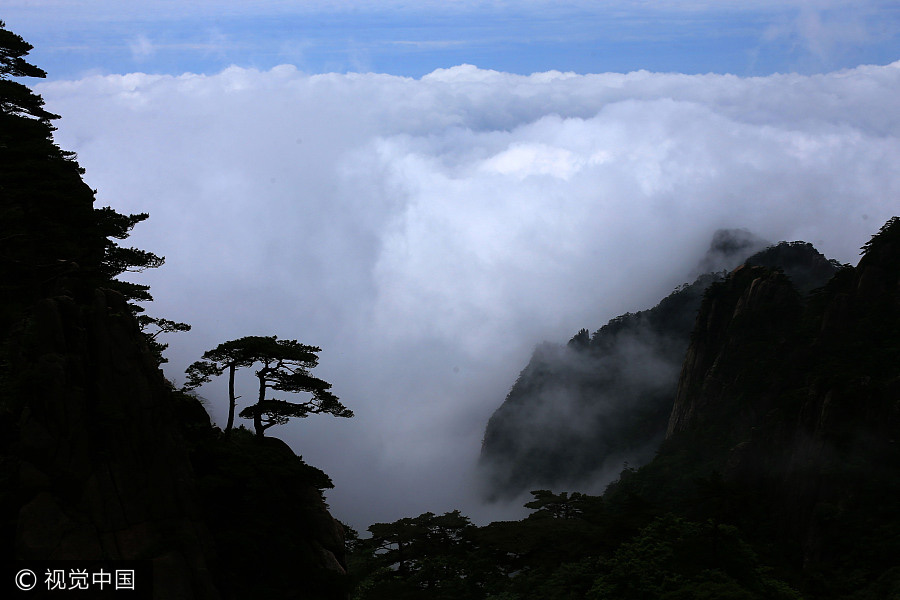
left=37, top=60, right=900, bottom=529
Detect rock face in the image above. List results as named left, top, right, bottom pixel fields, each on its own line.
left=1, top=289, right=349, bottom=599
left=3, top=289, right=219, bottom=597
left=190, top=430, right=350, bottom=600
left=666, top=264, right=802, bottom=437
left=659, top=217, right=900, bottom=592
left=479, top=237, right=839, bottom=500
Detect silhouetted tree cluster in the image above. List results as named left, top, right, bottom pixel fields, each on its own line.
left=348, top=490, right=799, bottom=600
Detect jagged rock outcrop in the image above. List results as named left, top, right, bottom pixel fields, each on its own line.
left=479, top=236, right=839, bottom=500
left=666, top=264, right=802, bottom=437
left=656, top=217, right=900, bottom=595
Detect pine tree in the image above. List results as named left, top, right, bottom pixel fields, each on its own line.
left=184, top=336, right=353, bottom=437
left=0, top=21, right=183, bottom=355
left=0, top=20, right=164, bottom=309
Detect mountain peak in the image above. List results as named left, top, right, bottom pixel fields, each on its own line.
left=479, top=229, right=839, bottom=500
left=694, top=228, right=770, bottom=276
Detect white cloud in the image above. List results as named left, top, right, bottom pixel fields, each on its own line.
left=128, top=34, right=155, bottom=61
left=37, top=60, right=900, bottom=529
left=763, top=0, right=891, bottom=66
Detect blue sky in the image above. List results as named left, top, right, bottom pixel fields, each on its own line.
left=5, top=1, right=900, bottom=79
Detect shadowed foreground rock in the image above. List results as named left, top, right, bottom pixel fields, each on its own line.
left=1, top=289, right=349, bottom=599
left=3, top=289, right=219, bottom=598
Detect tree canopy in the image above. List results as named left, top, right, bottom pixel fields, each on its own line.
left=0, top=21, right=189, bottom=362
left=184, top=335, right=352, bottom=437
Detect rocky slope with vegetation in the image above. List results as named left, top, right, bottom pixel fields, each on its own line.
left=480, top=233, right=841, bottom=499
left=0, top=21, right=349, bottom=600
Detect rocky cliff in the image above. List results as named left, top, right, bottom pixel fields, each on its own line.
left=479, top=236, right=839, bottom=500
left=624, top=216, right=900, bottom=596
left=1, top=289, right=220, bottom=597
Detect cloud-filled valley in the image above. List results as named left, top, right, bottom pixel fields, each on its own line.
left=37, top=60, right=900, bottom=529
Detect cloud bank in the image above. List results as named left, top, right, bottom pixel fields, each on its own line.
left=38, top=60, right=900, bottom=529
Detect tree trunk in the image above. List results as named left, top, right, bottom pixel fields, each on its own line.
left=254, top=371, right=266, bottom=438
left=225, top=363, right=236, bottom=433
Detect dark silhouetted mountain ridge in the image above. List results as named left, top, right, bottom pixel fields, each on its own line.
left=480, top=234, right=842, bottom=500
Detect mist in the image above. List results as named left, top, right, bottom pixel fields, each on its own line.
left=36, top=61, right=900, bottom=530
left=479, top=330, right=682, bottom=499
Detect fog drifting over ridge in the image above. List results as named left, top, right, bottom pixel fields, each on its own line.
left=37, top=61, right=900, bottom=529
